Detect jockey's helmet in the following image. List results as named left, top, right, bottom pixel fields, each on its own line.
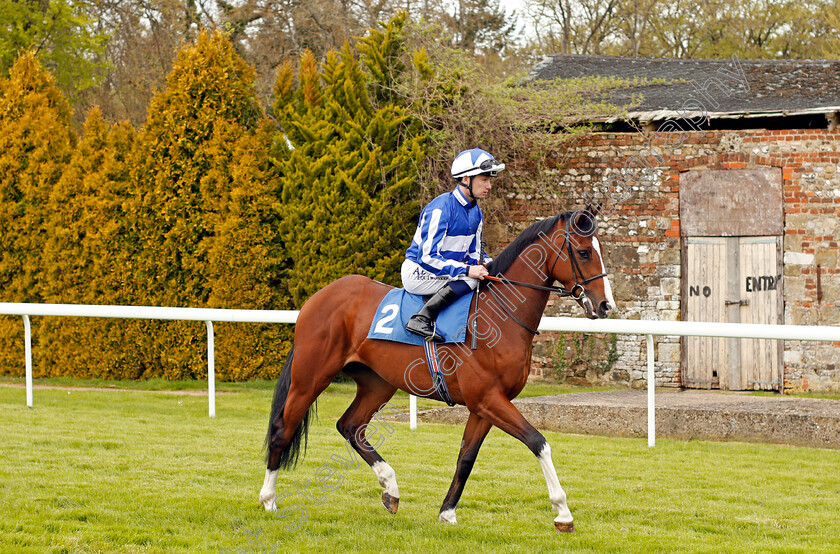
left=451, top=148, right=505, bottom=179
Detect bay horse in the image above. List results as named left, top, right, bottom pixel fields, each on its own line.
left=260, top=205, right=615, bottom=533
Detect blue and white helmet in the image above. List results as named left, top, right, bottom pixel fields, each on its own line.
left=451, top=148, right=505, bottom=179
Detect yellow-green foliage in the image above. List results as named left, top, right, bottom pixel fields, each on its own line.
left=112, top=30, right=281, bottom=380
left=36, top=108, right=142, bottom=379
left=0, top=18, right=425, bottom=381
left=276, top=13, right=425, bottom=307
left=129, top=29, right=261, bottom=308
left=0, top=33, right=293, bottom=381
left=0, top=52, right=75, bottom=373
left=203, top=120, right=293, bottom=380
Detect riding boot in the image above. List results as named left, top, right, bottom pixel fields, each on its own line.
left=405, top=284, right=460, bottom=343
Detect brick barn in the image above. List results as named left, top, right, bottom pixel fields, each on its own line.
left=505, top=54, right=840, bottom=392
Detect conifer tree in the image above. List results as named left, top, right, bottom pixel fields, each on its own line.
left=124, top=29, right=264, bottom=379
left=37, top=108, right=142, bottom=377
left=43, top=108, right=111, bottom=303
left=205, top=120, right=293, bottom=379
left=275, top=14, right=426, bottom=307
left=0, top=52, right=74, bottom=374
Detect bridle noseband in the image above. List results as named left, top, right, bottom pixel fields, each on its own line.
left=548, top=232, right=608, bottom=301
left=482, top=230, right=608, bottom=335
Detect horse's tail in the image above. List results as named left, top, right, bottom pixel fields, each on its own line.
left=264, top=345, right=314, bottom=469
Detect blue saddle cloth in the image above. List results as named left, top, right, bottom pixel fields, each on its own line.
left=367, top=288, right=474, bottom=345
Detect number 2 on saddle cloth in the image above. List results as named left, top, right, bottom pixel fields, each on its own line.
left=367, top=288, right=475, bottom=406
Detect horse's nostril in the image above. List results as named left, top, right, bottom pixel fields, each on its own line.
left=599, top=302, right=612, bottom=317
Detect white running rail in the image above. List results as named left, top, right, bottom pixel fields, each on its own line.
left=536, top=316, right=840, bottom=447
left=1, top=303, right=838, bottom=447
left=0, top=303, right=298, bottom=417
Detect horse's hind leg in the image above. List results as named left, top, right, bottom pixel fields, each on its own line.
left=260, top=386, right=323, bottom=510
left=337, top=364, right=401, bottom=513
left=261, top=345, right=337, bottom=511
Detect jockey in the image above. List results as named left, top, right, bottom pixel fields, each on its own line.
left=402, top=148, right=505, bottom=342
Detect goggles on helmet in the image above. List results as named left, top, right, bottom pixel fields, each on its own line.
left=479, top=159, right=501, bottom=176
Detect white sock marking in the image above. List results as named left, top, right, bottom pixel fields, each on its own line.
left=537, top=444, right=573, bottom=524
left=439, top=508, right=457, bottom=524
left=259, top=469, right=279, bottom=511
left=372, top=461, right=399, bottom=498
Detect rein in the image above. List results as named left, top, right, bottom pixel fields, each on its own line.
left=482, top=232, right=607, bottom=335
left=485, top=284, right=542, bottom=335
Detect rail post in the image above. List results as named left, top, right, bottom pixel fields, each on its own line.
left=647, top=333, right=655, bottom=447
left=24, top=315, right=32, bottom=408
left=206, top=321, right=215, bottom=418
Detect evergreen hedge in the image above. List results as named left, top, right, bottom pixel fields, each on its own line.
left=0, top=16, right=426, bottom=381
left=275, top=19, right=423, bottom=306
left=0, top=51, right=75, bottom=373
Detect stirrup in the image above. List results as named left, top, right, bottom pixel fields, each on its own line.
left=405, top=315, right=444, bottom=343
left=427, top=321, right=443, bottom=343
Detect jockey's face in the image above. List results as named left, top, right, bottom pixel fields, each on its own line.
left=460, top=174, right=492, bottom=199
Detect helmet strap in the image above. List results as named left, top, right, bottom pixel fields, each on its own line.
left=463, top=176, right=478, bottom=207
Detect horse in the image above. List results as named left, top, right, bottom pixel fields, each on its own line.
left=259, top=205, right=615, bottom=533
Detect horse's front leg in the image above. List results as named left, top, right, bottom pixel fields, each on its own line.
left=471, top=389, right=575, bottom=532
left=534, top=442, right=575, bottom=532
left=438, top=411, right=492, bottom=524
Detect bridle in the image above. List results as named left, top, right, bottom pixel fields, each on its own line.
left=482, top=230, right=607, bottom=335
left=548, top=231, right=608, bottom=300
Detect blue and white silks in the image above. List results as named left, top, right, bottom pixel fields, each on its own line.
left=404, top=187, right=490, bottom=278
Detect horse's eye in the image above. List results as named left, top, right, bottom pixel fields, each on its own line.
left=577, top=249, right=590, bottom=260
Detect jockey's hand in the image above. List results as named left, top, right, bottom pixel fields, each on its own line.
left=468, top=265, right=489, bottom=280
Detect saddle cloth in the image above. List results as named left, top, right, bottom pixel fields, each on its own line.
left=367, top=288, right=473, bottom=345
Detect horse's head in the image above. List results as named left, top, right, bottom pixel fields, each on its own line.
left=550, top=205, right=615, bottom=319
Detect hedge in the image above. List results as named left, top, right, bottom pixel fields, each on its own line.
left=0, top=18, right=426, bottom=381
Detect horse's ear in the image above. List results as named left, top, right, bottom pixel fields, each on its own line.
left=584, top=203, right=602, bottom=217
left=572, top=209, right=596, bottom=237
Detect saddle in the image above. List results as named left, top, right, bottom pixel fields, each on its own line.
left=367, top=288, right=474, bottom=345
left=367, top=288, right=474, bottom=407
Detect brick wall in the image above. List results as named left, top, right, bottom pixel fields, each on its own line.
left=489, top=128, right=840, bottom=391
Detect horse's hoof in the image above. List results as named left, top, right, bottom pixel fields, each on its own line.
left=438, top=508, right=457, bottom=524
left=258, top=493, right=276, bottom=512
left=382, top=492, right=399, bottom=514
left=555, top=521, right=575, bottom=533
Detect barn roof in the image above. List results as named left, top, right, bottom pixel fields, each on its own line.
left=529, top=54, right=840, bottom=124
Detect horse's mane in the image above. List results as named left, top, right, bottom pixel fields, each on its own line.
left=486, top=211, right=580, bottom=276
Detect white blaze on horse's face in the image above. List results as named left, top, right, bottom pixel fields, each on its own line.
left=592, top=237, right=615, bottom=314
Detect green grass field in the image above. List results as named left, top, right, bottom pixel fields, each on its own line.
left=2, top=379, right=840, bottom=553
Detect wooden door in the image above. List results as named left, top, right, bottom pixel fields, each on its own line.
left=684, top=238, right=728, bottom=389
left=683, top=236, right=782, bottom=390
left=738, top=237, right=783, bottom=390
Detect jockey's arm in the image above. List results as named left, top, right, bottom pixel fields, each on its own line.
left=416, top=207, right=470, bottom=278
left=468, top=221, right=492, bottom=266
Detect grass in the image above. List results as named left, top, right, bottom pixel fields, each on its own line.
left=0, top=375, right=619, bottom=413
left=751, top=390, right=840, bottom=401
left=2, top=379, right=840, bottom=553
left=0, top=374, right=276, bottom=392
left=0, top=375, right=619, bottom=392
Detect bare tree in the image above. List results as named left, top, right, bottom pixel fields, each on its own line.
left=525, top=0, right=621, bottom=55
